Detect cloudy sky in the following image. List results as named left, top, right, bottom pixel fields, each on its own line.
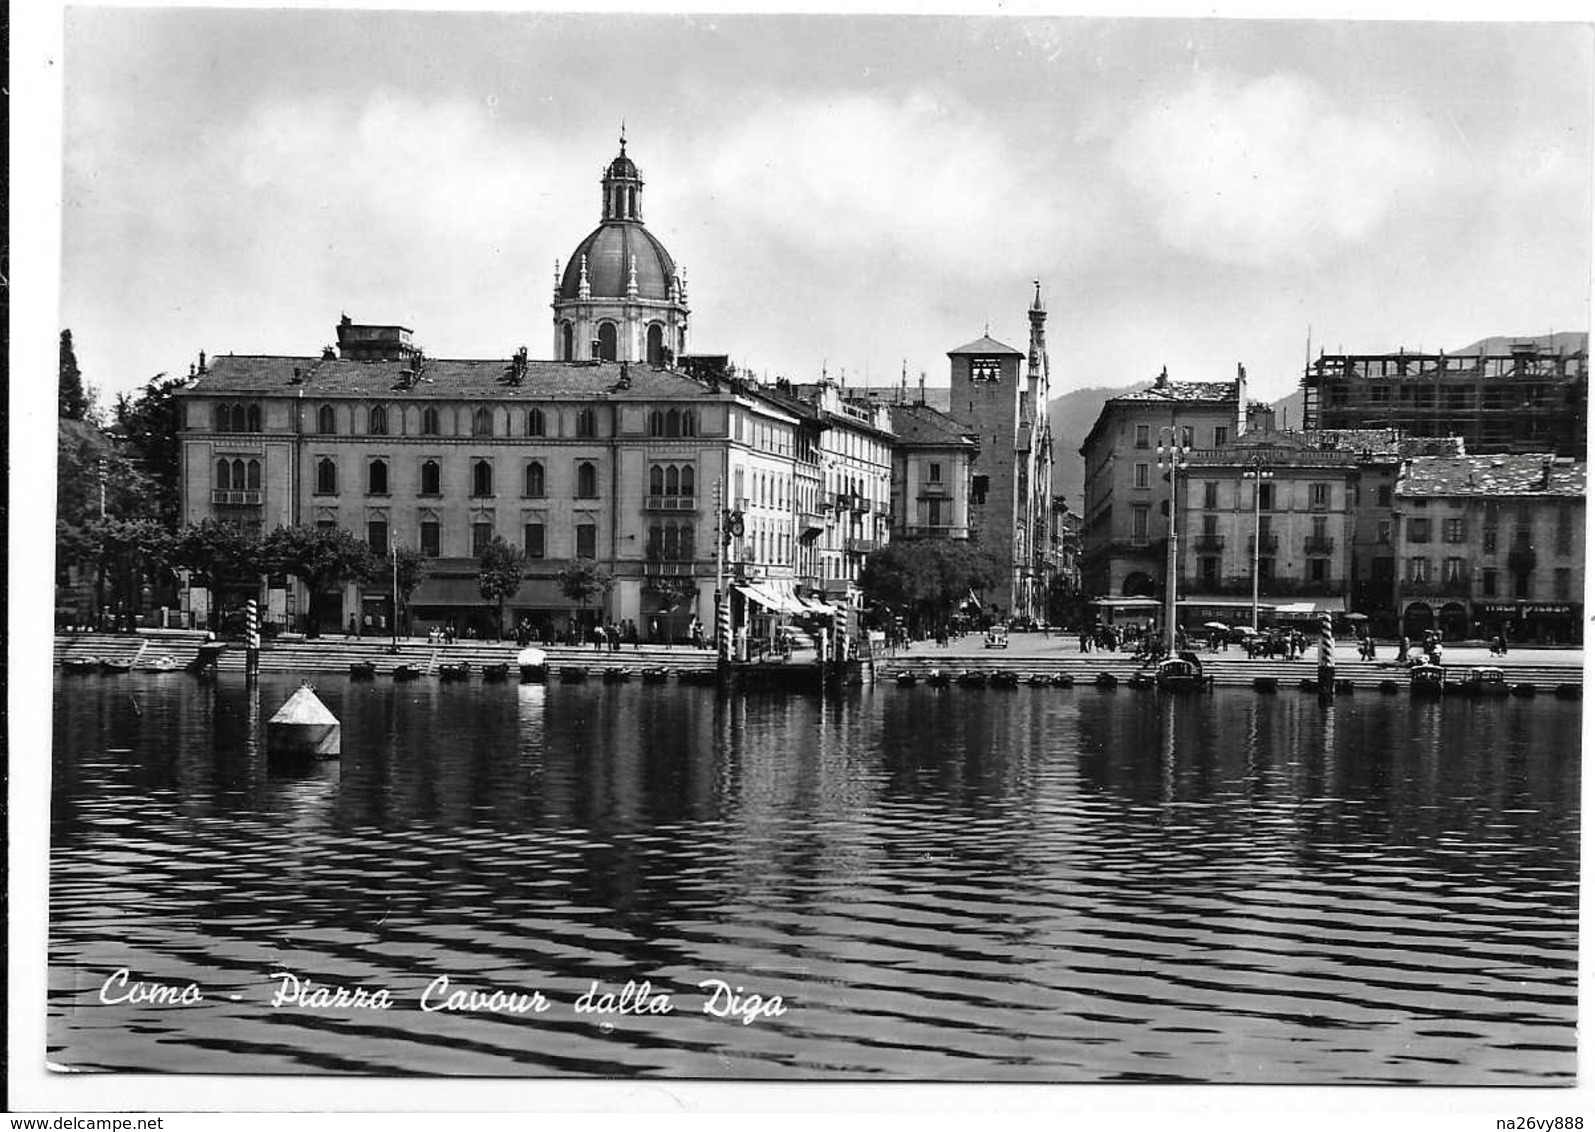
left=56, top=9, right=1594, bottom=409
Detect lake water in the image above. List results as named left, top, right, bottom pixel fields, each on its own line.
left=48, top=674, right=1580, bottom=1082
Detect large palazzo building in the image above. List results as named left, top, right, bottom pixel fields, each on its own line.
left=176, top=138, right=1042, bottom=639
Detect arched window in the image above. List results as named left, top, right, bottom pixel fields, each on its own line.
left=681, top=410, right=696, bottom=437
left=316, top=458, right=338, bottom=494
left=318, top=405, right=337, bottom=434
left=368, top=459, right=389, bottom=495
left=561, top=321, right=574, bottom=360
left=471, top=460, right=493, bottom=498
left=597, top=322, right=617, bottom=362
left=576, top=461, right=597, bottom=498
left=649, top=465, right=664, bottom=496
left=421, top=407, right=440, bottom=436
left=526, top=408, right=545, bottom=437
left=648, top=410, right=665, bottom=437
left=472, top=408, right=493, bottom=437
left=666, top=409, right=681, bottom=438
left=420, top=459, right=440, bottom=495
left=246, top=459, right=261, bottom=490
left=663, top=524, right=679, bottom=560
left=246, top=404, right=262, bottom=432
left=666, top=465, right=680, bottom=495
left=524, top=461, right=545, bottom=498
left=230, top=460, right=246, bottom=491
left=369, top=405, right=388, bottom=435
left=681, top=466, right=695, bottom=496
left=647, top=323, right=664, bottom=366
left=628, top=185, right=637, bottom=218
left=215, top=459, right=232, bottom=489
left=230, top=404, right=247, bottom=433
left=576, top=408, right=596, bottom=438
left=215, top=405, right=231, bottom=433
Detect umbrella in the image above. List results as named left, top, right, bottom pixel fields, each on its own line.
left=1202, top=621, right=1231, bottom=631
left=1344, top=612, right=1369, bottom=622
left=1232, top=625, right=1259, bottom=635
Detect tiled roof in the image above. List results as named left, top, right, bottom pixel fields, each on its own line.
left=1398, top=454, right=1585, bottom=498
left=1230, top=428, right=1465, bottom=458
left=187, top=355, right=715, bottom=400
left=888, top=403, right=976, bottom=447
left=947, top=334, right=1024, bottom=357
left=1112, top=379, right=1237, bottom=404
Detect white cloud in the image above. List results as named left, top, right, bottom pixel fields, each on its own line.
left=1109, top=71, right=1447, bottom=269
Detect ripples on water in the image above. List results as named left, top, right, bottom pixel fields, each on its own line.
left=49, top=676, right=1579, bottom=1082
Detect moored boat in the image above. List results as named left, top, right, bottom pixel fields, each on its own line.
left=349, top=661, right=377, bottom=680
left=1026, top=672, right=1052, bottom=686
left=481, top=662, right=510, bottom=681
left=62, top=657, right=101, bottom=673
left=988, top=670, right=1020, bottom=688
left=641, top=667, right=670, bottom=684
left=1094, top=671, right=1118, bottom=690
left=99, top=658, right=134, bottom=674
left=602, top=667, right=633, bottom=683
left=955, top=669, right=987, bottom=687
left=1252, top=676, right=1278, bottom=693
left=144, top=654, right=181, bottom=673
left=391, top=664, right=421, bottom=681
left=1409, top=662, right=1446, bottom=697
left=1051, top=672, right=1075, bottom=688
left=1459, top=666, right=1511, bottom=697
left=437, top=661, right=472, bottom=681
left=516, top=647, right=549, bottom=683
left=895, top=671, right=918, bottom=686
left=925, top=668, right=951, bottom=687
left=1127, top=670, right=1156, bottom=690
left=559, top=666, right=590, bottom=683
left=1155, top=653, right=1213, bottom=692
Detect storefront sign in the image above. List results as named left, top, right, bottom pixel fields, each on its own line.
left=1478, top=602, right=1579, bottom=616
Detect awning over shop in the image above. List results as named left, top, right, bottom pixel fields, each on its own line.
left=735, top=583, right=805, bottom=615
left=1177, top=598, right=1275, bottom=611
left=1272, top=598, right=1346, bottom=616
left=1092, top=597, right=1162, bottom=610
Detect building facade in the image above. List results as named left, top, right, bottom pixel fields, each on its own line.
left=1301, top=338, right=1588, bottom=456
left=1394, top=454, right=1586, bottom=643
left=887, top=401, right=978, bottom=541
left=1079, top=366, right=1246, bottom=600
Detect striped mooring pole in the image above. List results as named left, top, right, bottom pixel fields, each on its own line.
left=1317, top=612, right=1336, bottom=700
left=245, top=598, right=261, bottom=683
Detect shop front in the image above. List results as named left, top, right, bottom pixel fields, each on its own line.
left=1476, top=601, right=1583, bottom=645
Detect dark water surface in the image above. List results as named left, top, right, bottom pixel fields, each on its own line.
left=49, top=674, right=1579, bottom=1082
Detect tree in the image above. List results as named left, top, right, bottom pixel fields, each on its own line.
left=60, top=330, right=90, bottom=421
left=113, top=372, right=189, bottom=528
left=171, top=519, right=268, bottom=589
left=859, top=539, right=1003, bottom=637
left=476, top=536, right=525, bottom=639
left=389, top=545, right=429, bottom=637
left=55, top=419, right=163, bottom=621
left=556, top=563, right=614, bottom=629
left=262, top=525, right=381, bottom=636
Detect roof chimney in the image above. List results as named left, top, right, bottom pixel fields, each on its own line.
left=1156, top=366, right=1168, bottom=389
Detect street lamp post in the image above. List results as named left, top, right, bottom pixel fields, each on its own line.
left=1156, top=431, right=1191, bottom=656
left=1242, top=458, right=1275, bottom=631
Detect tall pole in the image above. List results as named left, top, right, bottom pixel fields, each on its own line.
left=715, top=478, right=730, bottom=678
left=1251, top=459, right=1263, bottom=632
left=1165, top=460, right=1179, bottom=655
left=390, top=532, right=399, bottom=654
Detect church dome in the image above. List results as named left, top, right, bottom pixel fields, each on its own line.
left=559, top=222, right=678, bottom=301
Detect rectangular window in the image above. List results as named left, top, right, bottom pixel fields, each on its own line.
left=1179, top=425, right=1194, bottom=448
left=1135, top=424, right=1150, bottom=449
left=1409, top=557, right=1430, bottom=584
left=1482, top=568, right=1497, bottom=597
left=1444, top=557, right=1465, bottom=583
left=1200, top=557, right=1219, bottom=584
left=928, top=462, right=942, bottom=483
left=1514, top=570, right=1531, bottom=599
left=471, top=522, right=493, bottom=556
left=1554, top=567, right=1571, bottom=600
left=1258, top=483, right=1274, bottom=511
left=1408, top=518, right=1431, bottom=543
left=1377, top=485, right=1392, bottom=507
left=971, top=475, right=989, bottom=505
left=1213, top=426, right=1228, bottom=448
left=1556, top=503, right=1573, bottom=555
left=1373, top=557, right=1395, bottom=581
left=1310, top=483, right=1329, bottom=509
left=1311, top=516, right=1329, bottom=540
left=1377, top=520, right=1392, bottom=544
left=420, top=521, right=440, bottom=557
left=1483, top=528, right=1498, bottom=554
left=367, top=521, right=388, bottom=557
left=1131, top=505, right=1149, bottom=543
left=524, top=523, right=545, bottom=559
left=1203, top=482, right=1218, bottom=509
left=576, top=523, right=597, bottom=559
left=1443, top=517, right=1465, bottom=543
left=1201, top=514, right=1218, bottom=536
left=1134, top=463, right=1150, bottom=489
left=1258, top=557, right=1275, bottom=582
left=1309, top=558, right=1327, bottom=582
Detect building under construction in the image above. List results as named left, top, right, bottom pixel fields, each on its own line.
left=1301, top=336, right=1587, bottom=456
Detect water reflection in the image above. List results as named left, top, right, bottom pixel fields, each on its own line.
left=49, top=675, right=1579, bottom=1082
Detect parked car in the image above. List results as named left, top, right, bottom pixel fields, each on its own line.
left=984, top=626, right=1010, bottom=649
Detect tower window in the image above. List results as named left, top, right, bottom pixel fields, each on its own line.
left=317, top=405, right=337, bottom=435
left=471, top=459, right=494, bottom=498
left=647, top=323, right=665, bottom=366
left=524, top=461, right=545, bottom=498
left=420, top=459, right=440, bottom=496
left=576, top=408, right=597, bottom=438
left=970, top=358, right=1001, bottom=382
left=368, top=405, right=388, bottom=435
left=367, top=459, right=389, bottom=495
left=597, top=323, right=618, bottom=362
left=560, top=322, right=574, bottom=361
left=315, top=457, right=338, bottom=495
left=422, top=407, right=440, bottom=436
left=576, top=461, right=598, bottom=498
left=527, top=407, right=546, bottom=437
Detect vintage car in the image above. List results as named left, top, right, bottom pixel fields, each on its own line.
left=984, top=627, right=1010, bottom=649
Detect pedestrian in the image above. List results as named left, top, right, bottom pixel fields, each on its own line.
left=346, top=615, right=357, bottom=639
left=593, top=624, right=605, bottom=651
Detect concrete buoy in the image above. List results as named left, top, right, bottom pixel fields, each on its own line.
left=267, top=683, right=341, bottom=758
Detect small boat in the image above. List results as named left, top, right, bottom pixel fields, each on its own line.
left=62, top=656, right=100, bottom=673
left=99, top=658, right=134, bottom=674
left=926, top=668, right=951, bottom=687
left=1156, top=653, right=1213, bottom=692
left=1459, top=667, right=1511, bottom=698
left=391, top=664, right=421, bottom=681
left=1252, top=676, right=1278, bottom=693
left=437, top=661, right=472, bottom=681
left=349, top=661, right=377, bottom=680
left=602, top=667, right=633, bottom=683
left=517, top=647, right=549, bottom=683
left=1127, top=670, right=1156, bottom=690
left=895, top=671, right=918, bottom=687
left=1553, top=683, right=1581, bottom=700
left=988, top=670, right=1020, bottom=688
left=144, top=654, right=181, bottom=673
left=559, top=666, right=590, bottom=684
left=1409, top=663, right=1446, bottom=697
left=641, top=667, right=671, bottom=684
left=955, top=669, right=987, bottom=687
left=1051, top=672, right=1075, bottom=688
left=1094, top=671, right=1118, bottom=690
left=1026, top=672, right=1053, bottom=687
left=1378, top=679, right=1401, bottom=694
left=481, top=662, right=510, bottom=682
left=1511, top=683, right=1538, bottom=698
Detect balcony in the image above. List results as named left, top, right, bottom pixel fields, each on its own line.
left=1193, top=534, right=1225, bottom=553
left=643, top=495, right=699, bottom=512
left=902, top=524, right=968, bottom=539
left=845, top=537, right=880, bottom=554
left=212, top=489, right=263, bottom=505
left=643, top=559, right=701, bottom=577
left=1248, top=534, right=1280, bottom=553
left=1304, top=536, right=1335, bottom=555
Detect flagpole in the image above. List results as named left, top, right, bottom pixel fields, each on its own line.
left=390, top=532, right=399, bottom=654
